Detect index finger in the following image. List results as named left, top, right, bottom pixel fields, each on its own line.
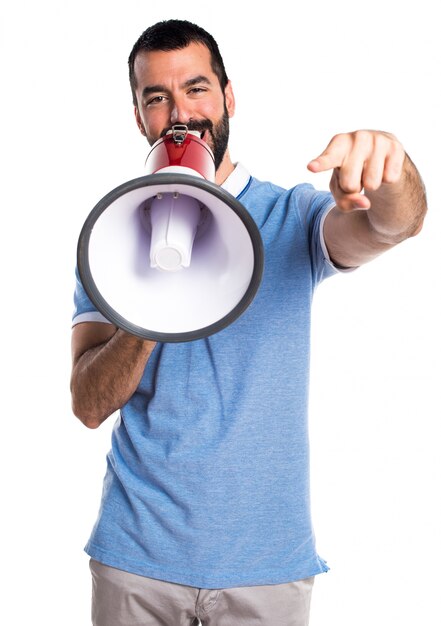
left=307, top=135, right=349, bottom=173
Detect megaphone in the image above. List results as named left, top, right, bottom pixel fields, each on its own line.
left=77, top=125, right=264, bottom=342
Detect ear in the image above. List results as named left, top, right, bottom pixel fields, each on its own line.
left=224, top=81, right=235, bottom=118
left=134, top=106, right=146, bottom=136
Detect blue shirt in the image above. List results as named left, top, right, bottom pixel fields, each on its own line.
left=73, top=164, right=339, bottom=588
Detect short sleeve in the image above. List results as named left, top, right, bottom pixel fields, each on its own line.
left=72, top=267, right=111, bottom=326
left=294, top=183, right=346, bottom=287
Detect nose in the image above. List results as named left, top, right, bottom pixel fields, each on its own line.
left=170, top=97, right=192, bottom=125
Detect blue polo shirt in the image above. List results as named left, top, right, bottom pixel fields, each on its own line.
left=73, top=164, right=340, bottom=588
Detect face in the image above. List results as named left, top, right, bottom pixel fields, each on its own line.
left=133, top=42, right=235, bottom=171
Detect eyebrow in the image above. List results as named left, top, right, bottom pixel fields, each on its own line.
left=183, top=75, right=211, bottom=88
left=141, top=75, right=212, bottom=100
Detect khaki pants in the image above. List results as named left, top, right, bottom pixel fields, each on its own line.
left=90, top=559, right=314, bottom=626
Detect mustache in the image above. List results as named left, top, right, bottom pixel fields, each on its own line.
left=160, top=119, right=214, bottom=138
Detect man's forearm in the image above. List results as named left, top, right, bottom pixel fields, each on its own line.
left=71, top=330, right=156, bottom=428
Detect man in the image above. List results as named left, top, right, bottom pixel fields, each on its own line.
left=71, top=19, right=427, bottom=626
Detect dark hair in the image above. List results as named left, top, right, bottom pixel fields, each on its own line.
left=128, top=19, right=229, bottom=105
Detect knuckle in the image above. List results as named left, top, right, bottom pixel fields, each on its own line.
left=383, top=168, right=402, bottom=184
left=337, top=169, right=361, bottom=193
left=339, top=180, right=361, bottom=194
left=373, top=131, right=388, bottom=150
left=329, top=132, right=349, bottom=148
left=330, top=132, right=343, bottom=143
left=362, top=175, right=381, bottom=190
left=353, top=129, right=372, bottom=145
left=383, top=130, right=399, bottom=143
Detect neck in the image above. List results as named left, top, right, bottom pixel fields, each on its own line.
left=215, top=149, right=235, bottom=186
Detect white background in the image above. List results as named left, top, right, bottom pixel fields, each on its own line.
left=1, top=1, right=440, bottom=624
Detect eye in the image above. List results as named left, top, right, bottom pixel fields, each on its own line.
left=146, top=95, right=167, bottom=107
left=188, top=87, right=207, bottom=96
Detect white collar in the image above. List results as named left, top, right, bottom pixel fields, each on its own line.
left=221, top=163, right=251, bottom=198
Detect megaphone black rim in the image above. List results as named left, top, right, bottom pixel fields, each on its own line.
left=77, top=173, right=264, bottom=342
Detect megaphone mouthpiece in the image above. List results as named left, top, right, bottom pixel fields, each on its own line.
left=149, top=191, right=201, bottom=271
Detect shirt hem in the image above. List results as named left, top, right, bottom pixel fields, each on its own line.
left=85, top=543, right=330, bottom=589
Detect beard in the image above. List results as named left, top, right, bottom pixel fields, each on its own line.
left=159, top=105, right=230, bottom=171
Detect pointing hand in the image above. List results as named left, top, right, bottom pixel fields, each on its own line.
left=307, top=130, right=405, bottom=212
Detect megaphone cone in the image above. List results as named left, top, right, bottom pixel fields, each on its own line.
left=77, top=126, right=264, bottom=342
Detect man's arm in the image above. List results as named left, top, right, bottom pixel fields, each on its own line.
left=308, top=130, right=427, bottom=268
left=70, top=321, right=156, bottom=429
